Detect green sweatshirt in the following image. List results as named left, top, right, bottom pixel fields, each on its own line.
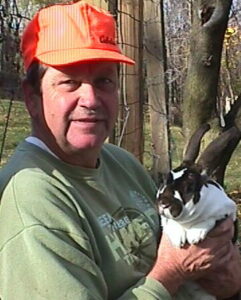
left=0, top=141, right=173, bottom=300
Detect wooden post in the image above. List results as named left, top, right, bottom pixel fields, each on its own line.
left=117, top=0, right=144, bottom=162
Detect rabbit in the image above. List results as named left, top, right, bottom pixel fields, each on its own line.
left=156, top=124, right=240, bottom=300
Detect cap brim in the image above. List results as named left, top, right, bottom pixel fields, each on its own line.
left=36, top=48, right=135, bottom=66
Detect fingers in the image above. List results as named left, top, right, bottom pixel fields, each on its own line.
left=183, top=241, right=232, bottom=277
left=208, top=242, right=233, bottom=271
left=197, top=245, right=241, bottom=298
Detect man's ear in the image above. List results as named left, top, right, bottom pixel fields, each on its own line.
left=22, top=79, right=41, bottom=118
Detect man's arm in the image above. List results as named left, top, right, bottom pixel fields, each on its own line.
left=147, top=218, right=240, bottom=297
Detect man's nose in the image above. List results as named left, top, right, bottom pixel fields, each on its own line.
left=78, top=83, right=100, bottom=108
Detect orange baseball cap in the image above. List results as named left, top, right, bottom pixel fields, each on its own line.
left=21, top=1, right=135, bottom=70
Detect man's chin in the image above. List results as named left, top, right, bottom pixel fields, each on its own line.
left=66, top=136, right=105, bottom=152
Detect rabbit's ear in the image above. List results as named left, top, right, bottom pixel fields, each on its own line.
left=178, top=123, right=210, bottom=169
left=197, top=126, right=240, bottom=175
left=160, top=171, right=173, bottom=186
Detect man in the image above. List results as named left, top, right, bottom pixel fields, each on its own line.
left=0, top=1, right=240, bottom=299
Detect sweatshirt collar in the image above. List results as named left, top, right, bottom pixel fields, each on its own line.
left=25, top=136, right=59, bottom=159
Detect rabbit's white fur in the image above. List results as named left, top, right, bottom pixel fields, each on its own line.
left=158, top=180, right=236, bottom=247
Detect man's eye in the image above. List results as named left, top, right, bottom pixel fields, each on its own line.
left=58, top=80, right=80, bottom=91
left=95, top=78, right=116, bottom=91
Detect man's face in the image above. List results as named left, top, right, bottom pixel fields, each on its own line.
left=31, top=61, right=119, bottom=165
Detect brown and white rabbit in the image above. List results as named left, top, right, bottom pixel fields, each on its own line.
left=157, top=124, right=240, bottom=300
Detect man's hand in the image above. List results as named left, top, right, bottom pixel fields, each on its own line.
left=197, top=243, right=241, bottom=299
left=147, top=218, right=234, bottom=296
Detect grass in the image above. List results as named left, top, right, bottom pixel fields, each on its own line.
left=1, top=99, right=241, bottom=193
left=2, top=99, right=241, bottom=190
left=144, top=123, right=241, bottom=190
left=170, top=126, right=241, bottom=193
left=0, top=99, right=30, bottom=165
left=0, top=99, right=240, bottom=241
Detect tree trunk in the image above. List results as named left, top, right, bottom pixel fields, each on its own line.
left=213, top=94, right=241, bottom=185
left=144, top=0, right=171, bottom=184
left=182, top=0, right=233, bottom=141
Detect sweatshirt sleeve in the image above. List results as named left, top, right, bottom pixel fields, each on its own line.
left=0, top=225, right=107, bottom=300
left=0, top=173, right=106, bottom=299
left=117, top=277, right=172, bottom=299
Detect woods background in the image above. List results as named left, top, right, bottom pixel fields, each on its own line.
left=0, top=0, right=241, bottom=186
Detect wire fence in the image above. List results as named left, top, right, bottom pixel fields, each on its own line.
left=0, top=0, right=149, bottom=165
